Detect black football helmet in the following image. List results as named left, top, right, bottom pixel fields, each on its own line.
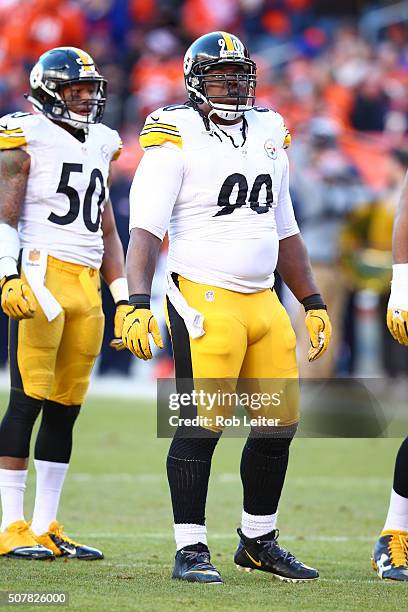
left=27, top=47, right=106, bottom=128
left=184, top=31, right=256, bottom=121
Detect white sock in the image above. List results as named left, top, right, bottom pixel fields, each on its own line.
left=174, top=523, right=207, bottom=551
left=0, top=468, right=28, bottom=532
left=31, top=460, right=69, bottom=536
left=383, top=489, right=408, bottom=532
left=241, top=510, right=277, bottom=539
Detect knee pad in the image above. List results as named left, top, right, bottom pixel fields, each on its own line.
left=34, top=400, right=81, bottom=463
left=245, top=428, right=296, bottom=458
left=168, top=427, right=221, bottom=461
left=0, top=389, right=42, bottom=457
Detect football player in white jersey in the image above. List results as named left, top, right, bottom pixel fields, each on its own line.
left=0, top=47, right=130, bottom=560
left=372, top=171, right=408, bottom=580
left=123, top=31, right=332, bottom=583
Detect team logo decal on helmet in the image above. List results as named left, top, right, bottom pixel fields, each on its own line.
left=184, top=31, right=256, bottom=121
left=26, top=46, right=107, bottom=129
left=184, top=50, right=193, bottom=76
left=29, top=63, right=44, bottom=89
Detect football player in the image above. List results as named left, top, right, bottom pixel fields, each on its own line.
left=123, top=32, right=332, bottom=583
left=372, top=170, right=408, bottom=580
left=0, top=47, right=129, bottom=560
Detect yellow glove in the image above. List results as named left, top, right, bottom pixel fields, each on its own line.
left=305, top=309, right=332, bottom=362
left=387, top=308, right=408, bottom=345
left=109, top=303, right=133, bottom=351
left=0, top=276, right=36, bottom=320
left=387, top=265, right=408, bottom=345
left=122, top=300, right=164, bottom=360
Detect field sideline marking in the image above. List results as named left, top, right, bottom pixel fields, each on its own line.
left=73, top=532, right=376, bottom=542
left=64, top=473, right=390, bottom=486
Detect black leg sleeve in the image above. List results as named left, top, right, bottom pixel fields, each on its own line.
left=393, top=437, right=408, bottom=498
left=0, top=389, right=42, bottom=458
left=166, top=428, right=221, bottom=525
left=34, top=400, right=80, bottom=463
left=240, top=433, right=296, bottom=515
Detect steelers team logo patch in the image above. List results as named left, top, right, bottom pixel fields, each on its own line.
left=101, top=145, right=110, bottom=162
left=264, top=139, right=278, bottom=159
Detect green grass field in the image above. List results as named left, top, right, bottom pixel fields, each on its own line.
left=0, top=390, right=406, bottom=611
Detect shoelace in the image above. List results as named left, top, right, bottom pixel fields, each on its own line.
left=9, top=522, right=30, bottom=534
left=183, top=550, right=211, bottom=566
left=52, top=524, right=78, bottom=547
left=389, top=533, right=408, bottom=567
left=261, top=537, right=297, bottom=566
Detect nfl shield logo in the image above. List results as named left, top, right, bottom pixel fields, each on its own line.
left=29, top=249, right=40, bottom=262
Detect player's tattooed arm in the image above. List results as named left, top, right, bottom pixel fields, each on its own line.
left=276, top=233, right=320, bottom=302
left=0, top=149, right=30, bottom=226
left=126, top=228, right=161, bottom=296
left=393, top=170, right=408, bottom=264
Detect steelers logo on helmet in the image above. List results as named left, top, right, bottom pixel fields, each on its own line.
left=183, top=49, right=193, bottom=76
left=29, top=63, right=44, bottom=90
left=184, top=31, right=256, bottom=122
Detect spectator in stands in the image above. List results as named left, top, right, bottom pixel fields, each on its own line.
left=290, top=116, right=368, bottom=376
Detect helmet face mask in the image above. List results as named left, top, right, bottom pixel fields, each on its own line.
left=27, top=47, right=107, bottom=129
left=184, top=32, right=256, bottom=121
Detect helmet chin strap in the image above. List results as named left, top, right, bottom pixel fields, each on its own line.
left=208, top=106, right=244, bottom=122
left=59, top=110, right=92, bottom=130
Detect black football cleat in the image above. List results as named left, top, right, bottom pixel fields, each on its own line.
left=172, top=542, right=223, bottom=583
left=372, top=530, right=408, bottom=581
left=234, top=528, right=319, bottom=582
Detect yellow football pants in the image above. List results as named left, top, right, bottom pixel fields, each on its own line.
left=166, top=276, right=299, bottom=432
left=10, top=256, right=104, bottom=406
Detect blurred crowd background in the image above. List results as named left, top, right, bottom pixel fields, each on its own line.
left=1, top=0, right=408, bottom=380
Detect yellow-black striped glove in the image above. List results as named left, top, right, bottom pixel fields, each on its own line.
left=122, top=294, right=163, bottom=360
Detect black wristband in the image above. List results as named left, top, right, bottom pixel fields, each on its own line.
left=301, top=293, right=326, bottom=312
left=115, top=299, right=129, bottom=306
left=129, top=293, right=151, bottom=309
left=0, top=274, right=19, bottom=289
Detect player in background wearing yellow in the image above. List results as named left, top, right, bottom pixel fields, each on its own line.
left=372, top=170, right=408, bottom=580
left=123, top=32, right=332, bottom=583
left=0, top=47, right=129, bottom=560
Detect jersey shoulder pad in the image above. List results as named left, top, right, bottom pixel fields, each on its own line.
left=0, top=111, right=36, bottom=150
left=111, top=134, right=123, bottom=161
left=254, top=108, right=291, bottom=149
left=271, top=110, right=291, bottom=149
left=139, top=105, right=190, bottom=150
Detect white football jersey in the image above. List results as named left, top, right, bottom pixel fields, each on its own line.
left=130, top=104, right=299, bottom=293
left=0, top=112, right=122, bottom=269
